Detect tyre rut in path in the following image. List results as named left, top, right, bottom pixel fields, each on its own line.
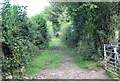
left=34, top=47, right=110, bottom=79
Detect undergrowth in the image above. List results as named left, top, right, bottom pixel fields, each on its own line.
left=25, top=50, right=62, bottom=75
left=72, top=54, right=101, bottom=70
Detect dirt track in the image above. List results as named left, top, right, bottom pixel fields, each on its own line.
left=34, top=46, right=110, bottom=79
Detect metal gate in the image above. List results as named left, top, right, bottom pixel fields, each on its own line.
left=103, top=44, right=120, bottom=77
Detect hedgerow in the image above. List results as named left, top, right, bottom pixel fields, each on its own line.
left=1, top=1, right=49, bottom=79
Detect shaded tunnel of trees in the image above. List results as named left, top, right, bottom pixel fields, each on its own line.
left=0, top=0, right=120, bottom=79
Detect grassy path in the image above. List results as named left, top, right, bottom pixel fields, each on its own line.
left=29, top=38, right=110, bottom=79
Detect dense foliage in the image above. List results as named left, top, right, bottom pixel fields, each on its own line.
left=1, top=1, right=49, bottom=79
left=28, top=13, right=49, bottom=49
left=1, top=0, right=119, bottom=79
left=44, top=3, right=64, bottom=37
left=47, top=2, right=119, bottom=60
